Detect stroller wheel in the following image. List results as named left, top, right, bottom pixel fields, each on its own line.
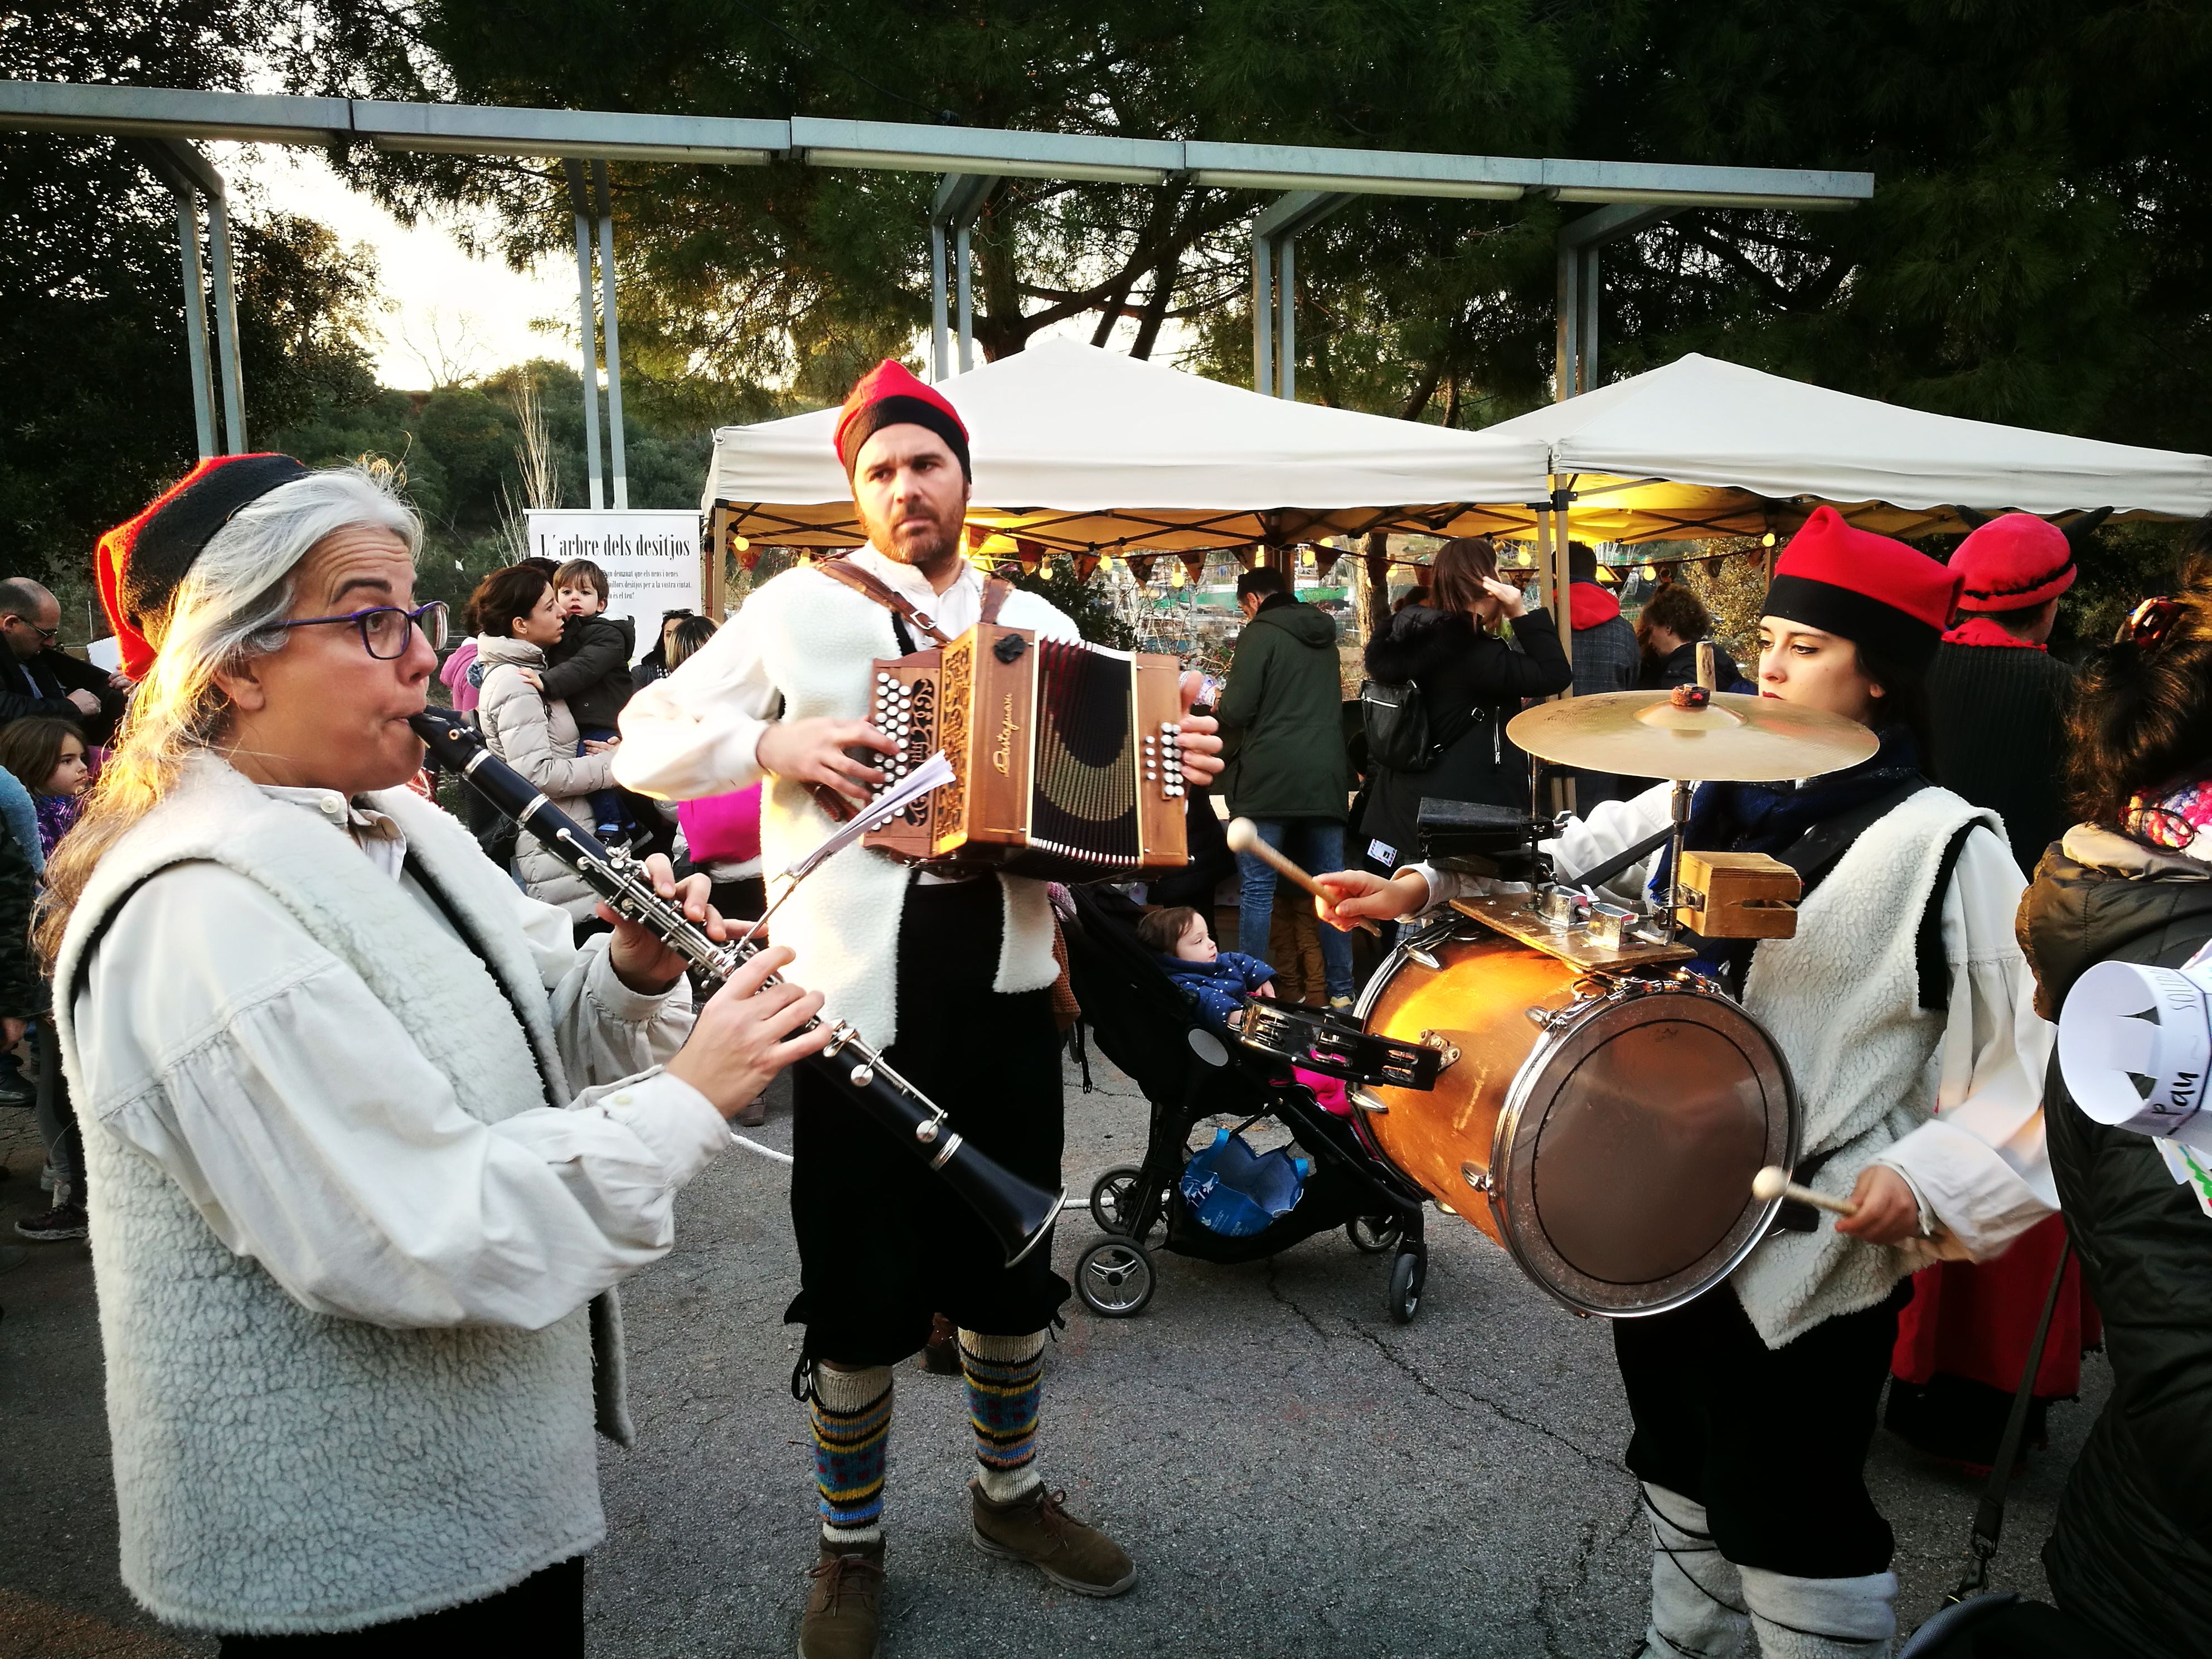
left=1347, top=1215, right=1402, bottom=1255
left=1386, top=1249, right=1426, bottom=1325
left=1089, top=1165, right=1146, bottom=1235
left=1075, top=1238, right=1156, bottom=1319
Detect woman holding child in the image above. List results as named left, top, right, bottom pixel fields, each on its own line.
left=468, top=562, right=618, bottom=926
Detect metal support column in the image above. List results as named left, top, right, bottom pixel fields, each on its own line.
left=1250, top=236, right=1273, bottom=396
left=929, top=174, right=998, bottom=379
left=173, top=190, right=216, bottom=459
left=1555, top=202, right=1672, bottom=401
left=591, top=161, right=628, bottom=511
left=203, top=185, right=245, bottom=452
left=1250, top=191, right=1354, bottom=398
left=562, top=160, right=604, bottom=510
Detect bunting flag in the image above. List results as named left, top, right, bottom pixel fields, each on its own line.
left=1016, top=537, right=1046, bottom=575
left=1127, top=555, right=1158, bottom=586
left=1312, top=543, right=1342, bottom=582
left=1073, top=552, right=1102, bottom=583
left=1232, top=544, right=1259, bottom=571
left=1180, top=551, right=1208, bottom=586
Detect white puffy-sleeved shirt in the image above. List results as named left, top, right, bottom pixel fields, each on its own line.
left=73, top=784, right=726, bottom=1331
left=615, top=546, right=996, bottom=802
left=1399, top=779, right=2058, bottom=1264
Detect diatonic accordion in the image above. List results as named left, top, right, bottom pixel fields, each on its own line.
left=860, top=623, right=1190, bottom=882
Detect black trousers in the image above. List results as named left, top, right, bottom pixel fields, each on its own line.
left=1614, top=1280, right=1910, bottom=1578
left=216, top=1556, right=583, bottom=1656
left=787, top=878, right=1069, bottom=1367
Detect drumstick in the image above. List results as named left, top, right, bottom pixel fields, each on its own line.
left=1751, top=1165, right=1857, bottom=1216
left=1224, top=817, right=1382, bottom=936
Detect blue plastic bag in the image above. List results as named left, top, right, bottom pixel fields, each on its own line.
left=1180, top=1129, right=1312, bottom=1238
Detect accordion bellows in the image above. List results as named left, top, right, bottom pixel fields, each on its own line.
left=862, top=623, right=1190, bottom=882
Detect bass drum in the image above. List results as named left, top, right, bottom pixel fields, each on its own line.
left=1354, top=920, right=1798, bottom=1316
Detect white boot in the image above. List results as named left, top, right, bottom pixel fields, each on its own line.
left=1736, top=1566, right=1897, bottom=1658
left=1638, top=1483, right=1749, bottom=1659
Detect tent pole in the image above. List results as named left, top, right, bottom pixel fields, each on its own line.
left=172, top=190, right=216, bottom=460
left=955, top=224, right=974, bottom=372
left=1277, top=235, right=1295, bottom=400
left=203, top=183, right=246, bottom=453
left=1554, top=240, right=1579, bottom=402
left=1251, top=237, right=1273, bottom=396
left=1577, top=246, right=1600, bottom=393
left=930, top=222, right=949, bottom=381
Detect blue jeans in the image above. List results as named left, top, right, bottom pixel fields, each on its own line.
left=578, top=726, right=622, bottom=833
left=1235, top=818, right=1354, bottom=1001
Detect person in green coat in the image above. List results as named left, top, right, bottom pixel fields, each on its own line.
left=1216, top=566, right=1355, bottom=1005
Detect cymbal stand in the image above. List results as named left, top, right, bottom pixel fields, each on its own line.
left=1662, top=778, right=1693, bottom=943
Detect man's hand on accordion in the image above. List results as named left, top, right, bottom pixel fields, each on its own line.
left=1173, top=671, right=1225, bottom=789
left=755, top=716, right=901, bottom=809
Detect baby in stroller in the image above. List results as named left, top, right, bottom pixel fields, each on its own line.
left=1137, top=904, right=1276, bottom=1025
left=1137, top=905, right=1348, bottom=1117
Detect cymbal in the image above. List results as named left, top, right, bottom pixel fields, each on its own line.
left=1506, top=691, right=1879, bottom=783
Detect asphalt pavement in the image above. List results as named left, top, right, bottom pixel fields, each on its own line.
left=0, top=1052, right=2107, bottom=1659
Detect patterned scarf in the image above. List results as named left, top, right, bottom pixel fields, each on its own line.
left=2126, top=774, right=2212, bottom=864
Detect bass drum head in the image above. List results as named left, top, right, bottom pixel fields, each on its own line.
left=1492, top=982, right=1796, bottom=1316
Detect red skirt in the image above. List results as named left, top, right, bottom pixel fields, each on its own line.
left=1890, top=1214, right=2099, bottom=1398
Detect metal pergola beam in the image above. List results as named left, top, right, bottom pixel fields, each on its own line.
left=0, top=81, right=1874, bottom=210
left=1250, top=191, right=1355, bottom=399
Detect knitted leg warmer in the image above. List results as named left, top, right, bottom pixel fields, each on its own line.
left=1736, top=1566, right=1898, bottom=1659
left=1638, top=1483, right=1749, bottom=1659
left=960, top=1328, right=1046, bottom=1503
left=811, top=1364, right=893, bottom=1546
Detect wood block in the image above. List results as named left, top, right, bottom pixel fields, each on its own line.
left=1674, top=850, right=1802, bottom=938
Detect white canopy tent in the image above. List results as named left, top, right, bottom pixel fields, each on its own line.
left=700, top=338, right=1551, bottom=555
left=1471, top=353, right=2212, bottom=545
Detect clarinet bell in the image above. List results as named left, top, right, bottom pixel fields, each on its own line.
left=936, top=1137, right=1066, bottom=1268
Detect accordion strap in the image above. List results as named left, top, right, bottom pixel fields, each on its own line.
left=815, top=556, right=953, bottom=645
left=979, top=575, right=1014, bottom=625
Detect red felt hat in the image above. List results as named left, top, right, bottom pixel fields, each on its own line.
left=1950, top=512, right=2075, bottom=613
left=96, top=453, right=309, bottom=680
left=833, top=359, right=971, bottom=479
left=1762, top=505, right=1961, bottom=670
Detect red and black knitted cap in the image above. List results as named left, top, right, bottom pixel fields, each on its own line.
left=833, top=360, right=971, bottom=480
left=1761, top=505, right=1962, bottom=671
left=96, top=453, right=308, bottom=679
left=1950, top=513, right=2077, bottom=613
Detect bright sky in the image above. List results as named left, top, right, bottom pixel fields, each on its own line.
left=211, top=142, right=580, bottom=389
left=206, top=141, right=1181, bottom=391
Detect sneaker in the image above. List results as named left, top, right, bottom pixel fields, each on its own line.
left=0, top=1079, right=32, bottom=1109
left=969, top=1479, right=1137, bottom=1597
left=16, top=1202, right=87, bottom=1242
left=798, top=1539, right=884, bottom=1659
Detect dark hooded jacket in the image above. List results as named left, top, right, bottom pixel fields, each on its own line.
left=537, top=612, right=636, bottom=732
left=2016, top=825, right=2212, bottom=1659
left=1215, top=595, right=1352, bottom=821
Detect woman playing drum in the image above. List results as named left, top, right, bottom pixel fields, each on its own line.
left=1316, top=507, right=2056, bottom=1659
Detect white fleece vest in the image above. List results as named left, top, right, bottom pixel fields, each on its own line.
left=740, top=564, right=1062, bottom=1047
left=54, top=760, right=612, bottom=1634
left=1730, top=784, right=1998, bottom=1348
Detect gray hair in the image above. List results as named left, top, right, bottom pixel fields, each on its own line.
left=39, top=463, right=424, bottom=968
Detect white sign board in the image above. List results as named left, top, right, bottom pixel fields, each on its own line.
left=526, top=510, right=703, bottom=642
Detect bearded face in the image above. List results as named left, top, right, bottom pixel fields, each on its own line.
left=850, top=424, right=971, bottom=576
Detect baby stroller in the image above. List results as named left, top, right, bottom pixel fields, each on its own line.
left=1059, top=886, right=1432, bottom=1323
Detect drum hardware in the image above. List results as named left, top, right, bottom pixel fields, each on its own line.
left=1351, top=1089, right=1389, bottom=1116
left=1404, top=945, right=1443, bottom=971
left=1461, top=1163, right=1493, bottom=1194
left=1584, top=901, right=1645, bottom=950
left=1417, top=1030, right=1461, bottom=1068
left=1536, top=885, right=1586, bottom=928
left=1232, top=1001, right=1446, bottom=1090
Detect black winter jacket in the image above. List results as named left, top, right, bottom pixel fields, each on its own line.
left=0, top=813, right=38, bottom=1021
left=538, top=614, right=636, bottom=732
left=1356, top=605, right=1570, bottom=867
left=0, top=646, right=128, bottom=745
left=2016, top=827, right=2212, bottom=1659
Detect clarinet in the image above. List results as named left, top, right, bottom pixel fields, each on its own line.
left=410, top=709, right=1065, bottom=1267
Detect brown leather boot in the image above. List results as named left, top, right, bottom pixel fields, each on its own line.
left=798, top=1538, right=884, bottom=1659
left=969, top=1479, right=1137, bottom=1597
